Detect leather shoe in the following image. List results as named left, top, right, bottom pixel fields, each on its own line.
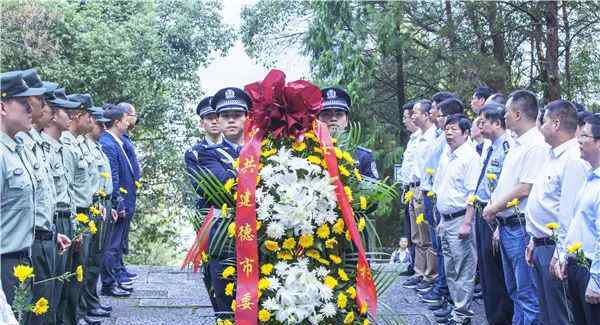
left=100, top=286, right=131, bottom=297
left=87, top=308, right=110, bottom=318
left=99, top=303, right=112, bottom=312
left=119, top=283, right=134, bottom=292
left=83, top=316, right=102, bottom=325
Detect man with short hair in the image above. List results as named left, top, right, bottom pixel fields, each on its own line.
left=483, top=90, right=547, bottom=325
left=525, top=100, right=589, bottom=325
left=553, top=113, right=600, bottom=324
left=434, top=114, right=480, bottom=325
left=42, top=88, right=84, bottom=324
left=485, top=93, right=506, bottom=106
left=317, top=87, right=379, bottom=180
left=404, top=99, right=438, bottom=291
left=470, top=86, right=494, bottom=114
left=472, top=103, right=514, bottom=325
left=0, top=70, right=45, bottom=309
left=399, top=101, right=421, bottom=275
left=196, top=87, right=252, bottom=313
left=99, top=104, right=136, bottom=299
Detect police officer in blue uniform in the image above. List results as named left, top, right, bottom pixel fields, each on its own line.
left=317, top=87, right=379, bottom=180
left=185, top=96, right=222, bottom=210
left=195, top=87, right=251, bottom=315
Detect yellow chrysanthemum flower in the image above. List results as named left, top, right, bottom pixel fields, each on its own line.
left=225, top=282, right=234, bottom=296
left=261, top=148, right=277, bottom=158
left=324, top=275, right=338, bottom=289
left=466, top=194, right=480, bottom=206
left=75, top=213, right=89, bottom=224
left=427, top=191, right=435, bottom=198
left=342, top=151, right=354, bottom=164
left=339, top=165, right=351, bottom=177
left=76, top=265, right=84, bottom=282
left=338, top=268, right=349, bottom=281
left=227, top=221, right=235, bottom=238
left=261, top=264, right=273, bottom=276
left=359, top=196, right=367, bottom=210
left=425, top=168, right=435, bottom=176
left=264, top=240, right=280, bottom=252
left=258, top=309, right=271, bottom=322
left=258, top=278, right=270, bottom=290
left=354, top=168, right=363, bottom=181
left=363, top=318, right=370, bottom=325
left=89, top=206, right=101, bottom=217
left=232, top=159, right=239, bottom=169
left=334, top=147, right=343, bottom=159
left=330, top=254, right=342, bottom=265
left=135, top=181, right=141, bottom=189
left=292, top=141, right=307, bottom=152
left=88, top=221, right=97, bottom=235
left=231, top=300, right=236, bottom=311
left=316, top=224, right=330, bottom=239
left=224, top=178, right=236, bottom=193
left=222, top=203, right=229, bottom=217
left=403, top=191, right=414, bottom=204
left=337, top=292, right=348, bottom=309
left=332, top=218, right=345, bottom=234
left=277, top=251, right=293, bottom=260
left=222, top=266, right=236, bottom=279
left=486, top=173, right=497, bottom=181
left=345, top=230, right=351, bottom=241
left=282, top=237, right=296, bottom=250
left=201, top=251, right=208, bottom=263
left=97, top=189, right=108, bottom=198
left=99, top=172, right=110, bottom=180
left=416, top=213, right=425, bottom=225
left=299, top=234, right=314, bottom=248
left=346, top=286, right=357, bottom=299
left=314, top=147, right=323, bottom=154
left=344, top=186, right=353, bottom=202
left=119, top=187, right=128, bottom=194
left=546, top=222, right=559, bottom=231
left=307, top=249, right=321, bottom=259
left=32, top=297, right=49, bottom=315
left=506, top=198, right=520, bottom=208
left=325, top=238, right=338, bottom=249
left=344, top=311, right=355, bottom=324
left=358, top=217, right=366, bottom=232
left=567, top=242, right=583, bottom=254
left=257, top=221, right=262, bottom=231
left=307, top=155, right=322, bottom=165
left=13, top=264, right=34, bottom=283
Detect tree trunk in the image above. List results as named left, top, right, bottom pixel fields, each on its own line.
left=561, top=1, right=571, bottom=99
left=395, top=50, right=405, bottom=115
left=487, top=1, right=507, bottom=92
left=545, top=0, right=561, bottom=101
left=444, top=0, right=457, bottom=85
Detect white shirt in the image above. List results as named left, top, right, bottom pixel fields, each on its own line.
left=413, top=125, right=440, bottom=188
left=400, top=129, right=421, bottom=184
left=434, top=141, right=480, bottom=215
left=526, top=138, right=590, bottom=238
left=491, top=127, right=549, bottom=218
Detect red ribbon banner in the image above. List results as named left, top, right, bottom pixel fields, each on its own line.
left=315, top=121, right=378, bottom=319
left=234, top=120, right=263, bottom=325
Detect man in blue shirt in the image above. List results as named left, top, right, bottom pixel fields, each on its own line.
left=553, top=113, right=600, bottom=324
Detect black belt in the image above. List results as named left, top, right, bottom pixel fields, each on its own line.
left=498, top=213, right=526, bottom=227
left=76, top=206, right=90, bottom=214
left=1, top=249, right=29, bottom=259
left=532, top=237, right=555, bottom=247
left=409, top=181, right=420, bottom=187
left=56, top=202, right=70, bottom=210
left=34, top=229, right=54, bottom=241
left=440, top=209, right=466, bottom=221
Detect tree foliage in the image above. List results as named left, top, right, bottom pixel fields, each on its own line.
left=1, top=0, right=235, bottom=264
left=241, top=0, right=600, bottom=247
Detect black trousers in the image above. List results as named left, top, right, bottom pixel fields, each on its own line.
left=475, top=212, right=513, bottom=325
left=54, top=212, right=73, bottom=325
left=567, top=258, right=600, bottom=325
left=80, top=218, right=105, bottom=313
left=29, top=236, right=57, bottom=325
left=1, top=251, right=32, bottom=310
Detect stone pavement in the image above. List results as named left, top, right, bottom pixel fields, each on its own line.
left=99, top=266, right=488, bottom=325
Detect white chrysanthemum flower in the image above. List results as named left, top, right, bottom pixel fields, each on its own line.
left=262, top=296, right=280, bottom=311
left=316, top=266, right=329, bottom=278
left=320, top=302, right=337, bottom=317
left=266, top=222, right=285, bottom=239
left=275, top=261, right=289, bottom=275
